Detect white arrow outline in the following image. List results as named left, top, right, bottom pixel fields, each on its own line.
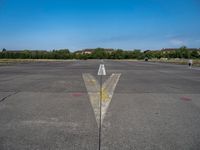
left=82, top=73, right=121, bottom=125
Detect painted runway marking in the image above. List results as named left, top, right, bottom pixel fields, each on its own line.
left=82, top=73, right=121, bottom=126
left=98, top=64, right=106, bottom=76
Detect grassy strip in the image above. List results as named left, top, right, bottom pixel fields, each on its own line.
left=109, top=59, right=200, bottom=67
left=0, top=59, right=76, bottom=65
left=1, top=58, right=200, bottom=67
left=149, top=59, right=200, bottom=67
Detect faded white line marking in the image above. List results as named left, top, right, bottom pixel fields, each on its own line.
left=82, top=73, right=100, bottom=126
left=101, top=74, right=121, bottom=122
left=98, top=64, right=106, bottom=76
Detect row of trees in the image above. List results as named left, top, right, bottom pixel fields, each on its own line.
left=75, top=49, right=145, bottom=59
left=0, top=49, right=72, bottom=59
left=1, top=47, right=200, bottom=59
left=144, top=46, right=200, bottom=59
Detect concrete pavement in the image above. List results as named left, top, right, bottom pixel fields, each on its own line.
left=0, top=60, right=200, bottom=150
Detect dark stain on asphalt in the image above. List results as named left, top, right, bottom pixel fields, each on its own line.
left=71, top=93, right=83, bottom=97
left=180, top=96, right=192, bottom=101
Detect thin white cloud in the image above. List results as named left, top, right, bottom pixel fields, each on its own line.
left=170, top=39, right=185, bottom=46
left=195, top=39, right=200, bottom=43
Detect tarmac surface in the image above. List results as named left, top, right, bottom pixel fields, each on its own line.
left=0, top=60, right=200, bottom=150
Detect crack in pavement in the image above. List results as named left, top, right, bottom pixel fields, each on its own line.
left=0, top=92, right=18, bottom=103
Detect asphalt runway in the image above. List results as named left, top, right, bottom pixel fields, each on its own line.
left=0, top=60, right=200, bottom=150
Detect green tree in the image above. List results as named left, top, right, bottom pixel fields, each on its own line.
left=178, top=46, right=190, bottom=58
left=92, top=48, right=106, bottom=59
left=2, top=48, right=6, bottom=52
left=191, top=50, right=199, bottom=58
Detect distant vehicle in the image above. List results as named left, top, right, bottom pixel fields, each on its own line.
left=145, top=57, right=148, bottom=61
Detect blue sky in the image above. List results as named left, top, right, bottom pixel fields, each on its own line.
left=0, top=0, right=200, bottom=51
